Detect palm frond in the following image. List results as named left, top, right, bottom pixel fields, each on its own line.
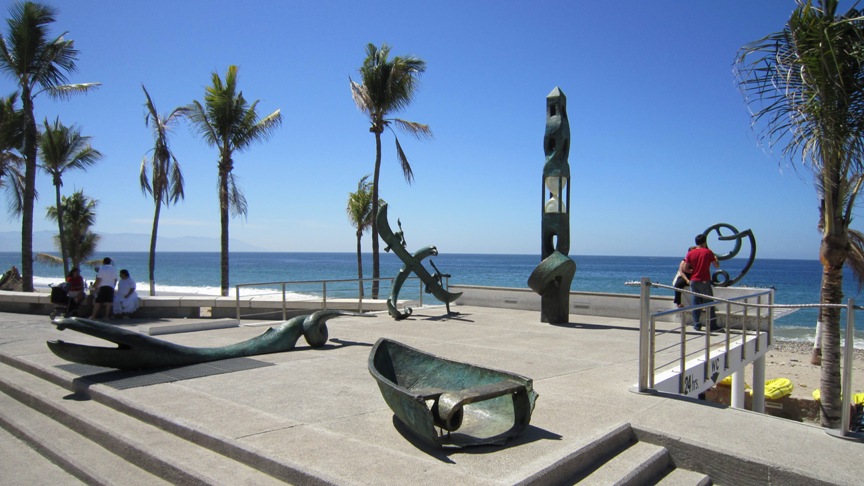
left=35, top=252, right=62, bottom=266
left=3, top=165, right=24, bottom=217
left=845, top=228, right=864, bottom=291
left=235, top=108, right=282, bottom=150
left=226, top=172, right=248, bottom=218
left=185, top=100, right=219, bottom=146
left=392, top=118, right=433, bottom=140
left=45, top=82, right=101, bottom=100
left=349, top=78, right=371, bottom=113
left=167, top=156, right=185, bottom=204
left=392, top=133, right=414, bottom=184
left=139, top=157, right=153, bottom=196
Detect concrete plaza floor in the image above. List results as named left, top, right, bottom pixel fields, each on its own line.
left=0, top=304, right=860, bottom=484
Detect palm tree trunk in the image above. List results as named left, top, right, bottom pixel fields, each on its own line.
left=356, top=230, right=364, bottom=298
left=54, top=181, right=70, bottom=277
left=20, top=88, right=36, bottom=292
left=148, top=201, right=161, bottom=296
left=818, top=256, right=845, bottom=428
left=219, top=170, right=230, bottom=297
left=371, top=130, right=382, bottom=300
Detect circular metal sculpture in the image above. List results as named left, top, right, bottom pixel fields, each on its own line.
left=702, top=223, right=757, bottom=287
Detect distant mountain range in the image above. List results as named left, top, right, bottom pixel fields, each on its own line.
left=0, top=230, right=267, bottom=253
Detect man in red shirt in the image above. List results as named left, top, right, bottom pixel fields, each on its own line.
left=685, top=234, right=720, bottom=331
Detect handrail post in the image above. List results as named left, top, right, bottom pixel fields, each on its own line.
left=235, top=285, right=240, bottom=322
left=768, top=290, right=774, bottom=346
left=840, top=299, right=855, bottom=436
left=649, top=315, right=656, bottom=388
left=740, top=301, right=747, bottom=361
left=679, top=310, right=687, bottom=394
left=281, top=283, right=287, bottom=321
left=419, top=278, right=424, bottom=307
left=638, top=277, right=651, bottom=392
left=322, top=282, right=327, bottom=309
left=704, top=300, right=711, bottom=383
left=755, top=294, right=762, bottom=352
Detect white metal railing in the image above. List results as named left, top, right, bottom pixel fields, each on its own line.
left=631, top=277, right=862, bottom=441
left=233, top=276, right=450, bottom=321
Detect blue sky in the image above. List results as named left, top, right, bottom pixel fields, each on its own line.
left=0, top=1, right=830, bottom=259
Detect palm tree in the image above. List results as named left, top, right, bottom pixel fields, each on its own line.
left=0, top=92, right=24, bottom=216
left=346, top=175, right=380, bottom=297
left=187, top=65, right=281, bottom=296
left=0, top=1, right=99, bottom=292
left=38, top=189, right=99, bottom=270
left=38, top=117, right=101, bottom=276
left=735, top=0, right=864, bottom=428
left=350, top=43, right=432, bottom=298
left=140, top=85, right=187, bottom=296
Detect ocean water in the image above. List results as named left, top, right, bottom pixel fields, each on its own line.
left=1, top=251, right=862, bottom=347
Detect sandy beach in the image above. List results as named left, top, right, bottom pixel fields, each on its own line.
left=714, top=339, right=864, bottom=425
left=760, top=340, right=864, bottom=401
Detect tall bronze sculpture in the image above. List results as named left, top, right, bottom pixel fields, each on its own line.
left=46, top=310, right=364, bottom=370
left=528, top=87, right=576, bottom=324
left=377, top=203, right=461, bottom=320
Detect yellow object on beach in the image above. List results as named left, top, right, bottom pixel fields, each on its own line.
left=718, top=375, right=750, bottom=389
left=812, top=389, right=864, bottom=405
left=762, top=378, right=794, bottom=400
left=718, top=376, right=793, bottom=399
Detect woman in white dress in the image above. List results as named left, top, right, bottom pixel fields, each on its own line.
left=113, top=269, right=140, bottom=317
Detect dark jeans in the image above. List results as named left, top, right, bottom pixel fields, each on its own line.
left=690, top=280, right=716, bottom=328
left=673, top=276, right=688, bottom=305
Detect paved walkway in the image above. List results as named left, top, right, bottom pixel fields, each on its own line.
left=0, top=305, right=860, bottom=484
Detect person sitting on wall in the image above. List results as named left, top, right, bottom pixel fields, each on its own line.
left=112, top=269, right=139, bottom=319
left=64, top=267, right=86, bottom=317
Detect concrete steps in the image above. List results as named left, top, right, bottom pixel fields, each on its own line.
left=0, top=422, right=86, bottom=485
left=0, top=353, right=714, bottom=486
left=0, top=359, right=288, bottom=485
left=522, top=423, right=712, bottom=485
left=577, top=441, right=672, bottom=484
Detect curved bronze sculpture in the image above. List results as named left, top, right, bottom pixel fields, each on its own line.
left=377, top=203, right=461, bottom=320
left=369, top=338, right=538, bottom=448
left=702, top=223, right=757, bottom=287
left=529, top=87, right=576, bottom=324
left=46, top=310, right=364, bottom=370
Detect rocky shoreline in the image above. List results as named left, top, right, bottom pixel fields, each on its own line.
left=772, top=338, right=864, bottom=361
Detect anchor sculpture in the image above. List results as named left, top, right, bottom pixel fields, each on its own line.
left=46, top=310, right=364, bottom=370
left=377, top=203, right=461, bottom=320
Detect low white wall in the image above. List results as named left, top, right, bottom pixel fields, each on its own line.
left=0, top=291, right=388, bottom=319
left=449, top=284, right=773, bottom=323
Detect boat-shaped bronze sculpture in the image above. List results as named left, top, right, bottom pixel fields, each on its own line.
left=47, top=310, right=363, bottom=370
left=369, top=338, right=538, bottom=448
